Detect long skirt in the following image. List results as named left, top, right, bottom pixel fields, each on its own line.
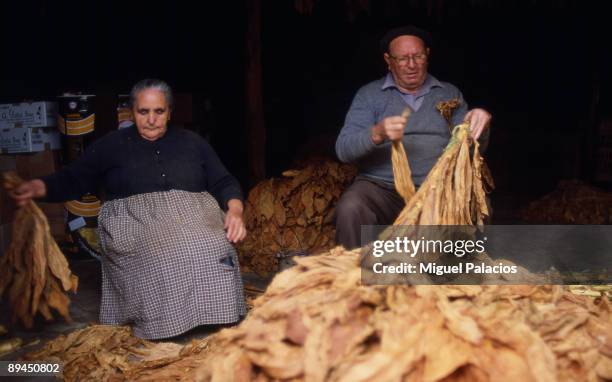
left=97, top=190, right=246, bottom=339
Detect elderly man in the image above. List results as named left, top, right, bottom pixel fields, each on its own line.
left=335, top=25, right=491, bottom=249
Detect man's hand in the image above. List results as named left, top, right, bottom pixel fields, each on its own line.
left=371, top=115, right=408, bottom=144
left=225, top=199, right=247, bottom=243
left=8, top=179, right=46, bottom=207
left=464, top=108, right=492, bottom=140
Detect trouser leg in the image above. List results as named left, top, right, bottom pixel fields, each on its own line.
left=335, top=178, right=405, bottom=249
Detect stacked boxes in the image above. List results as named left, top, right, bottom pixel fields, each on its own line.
left=0, top=127, right=61, bottom=153
left=0, top=101, right=57, bottom=129
left=0, top=102, right=62, bottom=154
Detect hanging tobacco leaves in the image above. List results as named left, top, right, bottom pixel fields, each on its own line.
left=0, top=172, right=78, bottom=329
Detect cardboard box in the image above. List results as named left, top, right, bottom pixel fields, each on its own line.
left=0, top=127, right=61, bottom=154
left=0, top=101, right=57, bottom=129
left=14, top=150, right=61, bottom=179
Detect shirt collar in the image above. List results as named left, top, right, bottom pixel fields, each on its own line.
left=382, top=73, right=444, bottom=96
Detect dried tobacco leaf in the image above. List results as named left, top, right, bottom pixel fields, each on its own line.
left=436, top=98, right=462, bottom=127
left=391, top=108, right=416, bottom=204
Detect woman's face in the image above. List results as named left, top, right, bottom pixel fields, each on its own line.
left=132, top=88, right=171, bottom=141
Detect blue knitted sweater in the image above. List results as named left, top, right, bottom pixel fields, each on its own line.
left=336, top=75, right=489, bottom=186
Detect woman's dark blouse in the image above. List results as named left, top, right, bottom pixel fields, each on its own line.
left=41, top=126, right=243, bottom=208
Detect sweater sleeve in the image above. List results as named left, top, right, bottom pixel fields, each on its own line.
left=202, top=140, right=243, bottom=209
left=40, top=139, right=106, bottom=202
left=335, top=89, right=379, bottom=163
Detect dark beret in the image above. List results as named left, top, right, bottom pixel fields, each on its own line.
left=380, top=25, right=433, bottom=53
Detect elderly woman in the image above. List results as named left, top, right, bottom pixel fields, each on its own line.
left=10, top=79, right=247, bottom=339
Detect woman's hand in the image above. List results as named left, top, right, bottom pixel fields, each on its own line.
left=225, top=199, right=247, bottom=243
left=8, top=179, right=47, bottom=207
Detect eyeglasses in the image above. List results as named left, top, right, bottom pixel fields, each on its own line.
left=388, top=53, right=428, bottom=65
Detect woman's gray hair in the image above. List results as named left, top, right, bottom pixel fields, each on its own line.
left=130, top=79, right=174, bottom=110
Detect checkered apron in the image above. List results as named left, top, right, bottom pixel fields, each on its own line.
left=97, top=190, right=246, bottom=339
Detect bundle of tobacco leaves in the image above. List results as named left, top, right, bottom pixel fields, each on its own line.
left=520, top=180, right=612, bottom=224
left=391, top=123, right=494, bottom=226
left=237, top=159, right=357, bottom=275
left=391, top=108, right=416, bottom=204
left=0, top=172, right=78, bottom=328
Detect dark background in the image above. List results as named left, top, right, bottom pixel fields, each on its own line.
left=1, top=0, right=610, bottom=211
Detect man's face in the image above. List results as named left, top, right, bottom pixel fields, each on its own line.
left=132, top=88, right=171, bottom=141
left=384, top=35, right=430, bottom=94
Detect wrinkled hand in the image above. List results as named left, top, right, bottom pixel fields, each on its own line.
left=371, top=115, right=408, bottom=144
left=8, top=179, right=46, bottom=207
left=464, top=108, right=492, bottom=140
left=225, top=199, right=247, bottom=243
